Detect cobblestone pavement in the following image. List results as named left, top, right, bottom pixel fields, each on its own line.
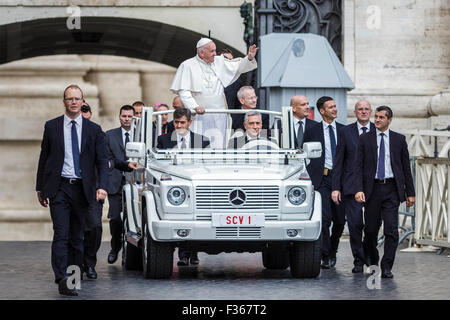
left=0, top=240, right=448, bottom=300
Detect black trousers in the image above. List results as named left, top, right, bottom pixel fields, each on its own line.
left=83, top=199, right=103, bottom=268
left=363, top=181, right=400, bottom=271
left=344, top=195, right=365, bottom=267
left=49, top=180, right=88, bottom=282
left=108, top=189, right=124, bottom=253
left=317, top=174, right=346, bottom=261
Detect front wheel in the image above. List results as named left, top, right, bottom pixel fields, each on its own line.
left=289, top=237, right=321, bottom=278
left=142, top=211, right=174, bottom=279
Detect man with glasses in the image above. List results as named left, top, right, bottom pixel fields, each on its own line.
left=231, top=86, right=269, bottom=134
left=36, top=85, right=109, bottom=296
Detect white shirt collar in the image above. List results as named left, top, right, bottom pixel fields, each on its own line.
left=322, top=120, right=336, bottom=130
left=376, top=128, right=390, bottom=137
left=357, top=121, right=370, bottom=132
left=64, top=113, right=82, bottom=126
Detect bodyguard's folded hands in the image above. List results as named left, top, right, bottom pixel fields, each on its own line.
left=96, top=188, right=107, bottom=201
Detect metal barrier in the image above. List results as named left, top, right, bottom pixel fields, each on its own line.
left=414, top=157, right=450, bottom=248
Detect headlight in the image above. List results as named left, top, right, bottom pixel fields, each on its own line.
left=288, top=187, right=307, bottom=205
left=167, top=187, right=186, bottom=206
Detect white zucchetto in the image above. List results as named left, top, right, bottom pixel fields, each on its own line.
left=196, top=38, right=212, bottom=49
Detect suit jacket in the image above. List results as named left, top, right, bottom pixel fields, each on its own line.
left=106, top=127, right=133, bottom=195
left=303, top=120, right=345, bottom=190
left=36, top=115, right=109, bottom=203
left=157, top=131, right=210, bottom=149
left=231, top=111, right=270, bottom=132
left=274, top=117, right=317, bottom=149
left=332, top=122, right=376, bottom=196
left=224, top=78, right=242, bottom=110
left=355, top=129, right=415, bottom=202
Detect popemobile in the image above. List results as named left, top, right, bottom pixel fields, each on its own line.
left=121, top=106, right=323, bottom=279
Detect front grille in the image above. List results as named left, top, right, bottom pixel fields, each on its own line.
left=195, top=186, right=279, bottom=210
left=215, top=227, right=262, bottom=239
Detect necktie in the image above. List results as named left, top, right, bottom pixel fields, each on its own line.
left=328, top=124, right=336, bottom=164
left=377, top=133, right=385, bottom=179
left=125, top=132, right=130, bottom=160
left=71, top=120, right=81, bottom=177
left=296, top=120, right=304, bottom=147
left=162, top=124, right=167, bottom=135
left=361, top=127, right=368, bottom=135
left=181, top=137, right=187, bottom=149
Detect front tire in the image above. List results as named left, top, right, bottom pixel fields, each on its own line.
left=142, top=211, right=174, bottom=279
left=289, top=238, right=321, bottom=278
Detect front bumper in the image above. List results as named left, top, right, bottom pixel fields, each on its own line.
left=148, top=191, right=322, bottom=242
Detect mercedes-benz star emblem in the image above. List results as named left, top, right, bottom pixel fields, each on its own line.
left=228, top=188, right=246, bottom=207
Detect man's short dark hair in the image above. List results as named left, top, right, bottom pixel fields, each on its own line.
left=120, top=105, right=135, bottom=115
left=81, top=104, right=91, bottom=114
left=316, top=96, right=334, bottom=111
left=376, top=105, right=393, bottom=119
left=173, top=107, right=191, bottom=121
left=132, top=101, right=145, bottom=107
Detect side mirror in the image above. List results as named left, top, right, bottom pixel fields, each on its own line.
left=126, top=142, right=146, bottom=159
left=303, top=142, right=322, bottom=159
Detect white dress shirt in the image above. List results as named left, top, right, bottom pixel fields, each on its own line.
left=375, top=129, right=394, bottom=179
left=322, top=120, right=338, bottom=169
left=357, top=122, right=371, bottom=135
left=61, top=114, right=82, bottom=178
left=293, top=117, right=306, bottom=133
left=121, top=127, right=134, bottom=147
left=176, top=132, right=191, bottom=149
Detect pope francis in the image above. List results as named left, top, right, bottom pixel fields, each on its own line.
left=170, top=38, right=258, bottom=148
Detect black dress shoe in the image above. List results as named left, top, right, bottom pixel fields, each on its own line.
left=352, top=265, right=364, bottom=273
left=320, top=260, right=331, bottom=269
left=85, top=266, right=97, bottom=279
left=381, top=270, right=394, bottom=279
left=58, top=277, right=78, bottom=296
left=108, top=250, right=118, bottom=264
left=177, top=257, right=189, bottom=266
left=190, top=256, right=199, bottom=265
left=330, top=257, right=337, bottom=268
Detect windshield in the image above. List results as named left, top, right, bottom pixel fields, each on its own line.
left=146, top=107, right=298, bottom=155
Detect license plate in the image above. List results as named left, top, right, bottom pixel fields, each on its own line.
left=212, top=213, right=265, bottom=227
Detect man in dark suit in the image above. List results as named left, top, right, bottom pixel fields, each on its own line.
left=152, top=103, right=170, bottom=146
left=106, top=105, right=139, bottom=265
left=355, top=106, right=415, bottom=279
left=228, top=111, right=273, bottom=149
left=220, top=48, right=243, bottom=110
left=273, top=95, right=317, bottom=149
left=157, top=107, right=209, bottom=266
left=231, top=86, right=269, bottom=135
left=331, top=100, right=375, bottom=273
left=36, top=85, right=109, bottom=296
left=80, top=103, right=104, bottom=280
left=303, top=96, right=345, bottom=269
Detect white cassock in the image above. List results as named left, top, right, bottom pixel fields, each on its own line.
left=170, top=54, right=257, bottom=148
